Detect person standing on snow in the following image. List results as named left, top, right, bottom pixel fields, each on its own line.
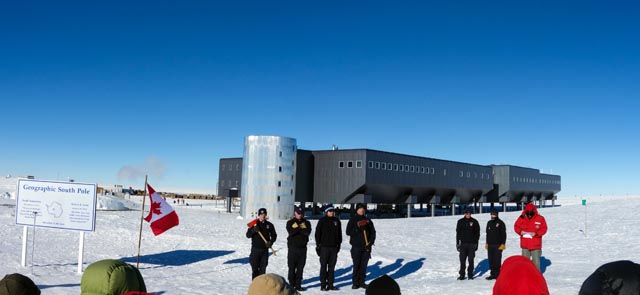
left=514, top=202, right=548, bottom=272
left=246, top=208, right=277, bottom=280
left=346, top=203, right=376, bottom=289
left=315, top=204, right=342, bottom=291
left=456, top=208, right=480, bottom=280
left=286, top=206, right=312, bottom=291
left=485, top=209, right=507, bottom=280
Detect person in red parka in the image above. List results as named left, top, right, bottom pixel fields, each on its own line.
left=493, top=255, right=549, bottom=295
left=514, top=202, right=547, bottom=272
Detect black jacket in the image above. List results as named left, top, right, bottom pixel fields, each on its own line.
left=486, top=217, right=507, bottom=245
left=456, top=217, right=480, bottom=244
left=346, top=214, right=376, bottom=248
left=315, top=216, right=342, bottom=248
left=246, top=219, right=277, bottom=249
left=286, top=217, right=312, bottom=248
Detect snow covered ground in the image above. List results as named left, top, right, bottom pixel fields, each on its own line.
left=1, top=178, right=638, bottom=294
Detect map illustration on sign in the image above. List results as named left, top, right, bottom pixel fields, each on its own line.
left=46, top=202, right=63, bottom=218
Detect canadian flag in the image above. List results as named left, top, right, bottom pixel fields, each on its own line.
left=144, top=184, right=179, bottom=236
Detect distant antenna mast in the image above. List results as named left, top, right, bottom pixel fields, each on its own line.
left=332, top=145, right=339, bottom=151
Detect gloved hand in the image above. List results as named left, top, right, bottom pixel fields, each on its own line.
left=300, top=223, right=307, bottom=229
left=456, top=241, right=461, bottom=252
left=498, top=244, right=505, bottom=251
left=291, top=222, right=299, bottom=229
left=252, top=225, right=259, bottom=233
left=316, top=246, right=321, bottom=257
left=357, top=220, right=368, bottom=228
left=485, top=243, right=488, bottom=250
left=473, top=243, right=478, bottom=251
left=266, top=241, right=273, bottom=248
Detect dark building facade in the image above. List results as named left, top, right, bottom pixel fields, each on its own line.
left=218, top=149, right=561, bottom=205
left=218, top=157, right=242, bottom=198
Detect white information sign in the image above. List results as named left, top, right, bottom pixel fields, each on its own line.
left=16, top=179, right=97, bottom=232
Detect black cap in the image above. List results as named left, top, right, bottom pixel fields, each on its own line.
left=490, top=209, right=499, bottom=216
left=464, top=208, right=472, bottom=214
left=323, top=204, right=335, bottom=213
left=356, top=203, right=366, bottom=211
left=258, top=208, right=267, bottom=215
left=294, top=206, right=304, bottom=215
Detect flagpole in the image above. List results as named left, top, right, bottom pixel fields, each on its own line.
left=136, top=175, right=148, bottom=269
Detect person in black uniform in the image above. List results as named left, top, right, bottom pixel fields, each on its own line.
left=286, top=206, right=312, bottom=291
left=456, top=208, right=480, bottom=280
left=346, top=203, right=376, bottom=289
left=485, top=209, right=506, bottom=280
left=246, top=208, right=277, bottom=280
left=315, top=204, right=342, bottom=291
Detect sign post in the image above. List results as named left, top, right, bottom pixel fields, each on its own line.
left=582, top=199, right=587, bottom=237
left=16, top=179, right=97, bottom=273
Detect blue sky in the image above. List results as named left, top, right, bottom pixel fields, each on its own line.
left=1, top=1, right=638, bottom=197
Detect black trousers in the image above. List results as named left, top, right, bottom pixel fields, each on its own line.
left=487, top=244, right=503, bottom=277
left=319, top=247, right=338, bottom=288
left=458, top=243, right=476, bottom=277
left=350, top=247, right=371, bottom=285
left=287, top=247, right=307, bottom=287
left=249, top=247, right=269, bottom=280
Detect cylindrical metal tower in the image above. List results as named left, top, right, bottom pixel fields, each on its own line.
left=240, top=135, right=297, bottom=220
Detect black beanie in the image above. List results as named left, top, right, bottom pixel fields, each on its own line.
left=490, top=209, right=499, bottom=217
left=366, top=275, right=400, bottom=295
left=0, top=273, right=41, bottom=295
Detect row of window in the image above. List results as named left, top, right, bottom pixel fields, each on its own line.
left=458, top=171, right=491, bottom=179
left=219, top=180, right=239, bottom=187
left=363, top=161, right=441, bottom=175
left=513, top=177, right=560, bottom=185
left=220, top=163, right=241, bottom=171
left=222, top=160, right=296, bottom=172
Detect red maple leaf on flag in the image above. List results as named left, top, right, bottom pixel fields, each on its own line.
left=150, top=201, right=163, bottom=215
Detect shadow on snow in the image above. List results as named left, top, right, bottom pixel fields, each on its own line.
left=121, top=249, right=234, bottom=267
left=301, top=257, right=425, bottom=289
left=472, top=256, right=551, bottom=278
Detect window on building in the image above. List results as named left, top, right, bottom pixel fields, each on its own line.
left=279, top=166, right=282, bottom=172
left=277, top=196, right=281, bottom=202
left=400, top=165, right=404, bottom=172
left=381, top=163, right=386, bottom=170
left=368, top=161, right=374, bottom=168
left=348, top=161, right=353, bottom=168
left=236, top=164, right=240, bottom=171
left=356, top=160, right=362, bottom=168
left=279, top=151, right=282, bottom=157
left=278, top=181, right=281, bottom=187
left=394, top=164, right=399, bottom=171
left=467, top=172, right=471, bottom=178
left=292, top=160, right=295, bottom=166
left=388, top=163, right=392, bottom=170
left=291, top=175, right=294, bottom=181
left=421, top=167, right=425, bottom=173
left=375, top=162, right=380, bottom=169
left=405, top=165, right=409, bottom=172
left=460, top=171, right=464, bottom=177
left=410, top=166, right=414, bottom=172
left=339, top=161, right=345, bottom=168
